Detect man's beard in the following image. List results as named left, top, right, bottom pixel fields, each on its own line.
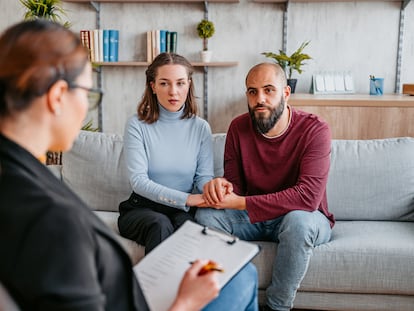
left=249, top=97, right=285, bottom=135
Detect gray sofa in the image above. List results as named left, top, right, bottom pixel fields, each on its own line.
left=53, top=130, right=414, bottom=310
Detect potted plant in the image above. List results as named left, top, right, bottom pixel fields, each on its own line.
left=196, top=19, right=215, bottom=62
left=262, top=41, right=311, bottom=93
left=19, top=0, right=71, bottom=28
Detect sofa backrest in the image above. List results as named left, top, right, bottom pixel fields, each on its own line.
left=62, top=131, right=131, bottom=212
left=62, top=131, right=414, bottom=222
left=327, top=138, right=414, bottom=221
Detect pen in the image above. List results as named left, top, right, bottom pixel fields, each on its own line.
left=189, top=261, right=225, bottom=274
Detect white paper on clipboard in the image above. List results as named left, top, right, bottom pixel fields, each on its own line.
left=133, top=220, right=260, bottom=311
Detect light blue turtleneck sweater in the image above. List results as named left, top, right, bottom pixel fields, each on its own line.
left=124, top=104, right=214, bottom=211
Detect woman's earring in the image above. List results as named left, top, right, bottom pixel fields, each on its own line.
left=55, top=107, right=61, bottom=116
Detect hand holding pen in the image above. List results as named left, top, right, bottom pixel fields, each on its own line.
left=190, top=260, right=224, bottom=275
left=170, top=259, right=221, bottom=311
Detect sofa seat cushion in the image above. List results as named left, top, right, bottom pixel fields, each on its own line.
left=94, top=211, right=145, bottom=265
left=253, top=221, right=414, bottom=295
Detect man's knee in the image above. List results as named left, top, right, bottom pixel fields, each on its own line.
left=195, top=208, right=223, bottom=227
left=280, top=210, right=316, bottom=244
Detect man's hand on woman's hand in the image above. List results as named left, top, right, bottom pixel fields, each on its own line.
left=202, top=178, right=233, bottom=205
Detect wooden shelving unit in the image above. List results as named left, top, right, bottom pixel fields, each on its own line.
left=63, top=0, right=239, bottom=128
left=94, top=61, right=238, bottom=67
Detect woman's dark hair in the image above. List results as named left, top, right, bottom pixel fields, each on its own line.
left=0, top=19, right=89, bottom=117
left=138, top=53, right=197, bottom=123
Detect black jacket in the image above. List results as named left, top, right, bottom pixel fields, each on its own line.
left=0, top=134, right=149, bottom=311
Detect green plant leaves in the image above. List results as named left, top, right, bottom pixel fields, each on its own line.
left=262, top=41, right=311, bottom=79
left=197, top=19, right=215, bottom=39
left=19, top=0, right=70, bottom=27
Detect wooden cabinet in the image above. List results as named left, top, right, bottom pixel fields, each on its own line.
left=290, top=94, right=414, bottom=139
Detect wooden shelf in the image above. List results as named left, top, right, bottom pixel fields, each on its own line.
left=67, top=0, right=239, bottom=127
left=191, top=61, right=238, bottom=67
left=94, top=61, right=238, bottom=67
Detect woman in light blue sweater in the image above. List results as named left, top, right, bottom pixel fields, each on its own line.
left=118, top=53, right=214, bottom=254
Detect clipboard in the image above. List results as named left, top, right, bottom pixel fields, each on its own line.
left=133, top=220, right=261, bottom=311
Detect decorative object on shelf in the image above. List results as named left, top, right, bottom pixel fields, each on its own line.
left=369, top=75, right=384, bottom=96
left=197, top=19, right=215, bottom=62
left=19, top=0, right=70, bottom=28
left=402, top=84, right=414, bottom=95
left=262, top=41, right=311, bottom=93
left=311, top=71, right=355, bottom=95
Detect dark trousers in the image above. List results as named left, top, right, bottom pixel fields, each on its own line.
left=118, top=192, right=195, bottom=254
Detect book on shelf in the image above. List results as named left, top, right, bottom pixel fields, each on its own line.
left=79, top=29, right=119, bottom=63
left=147, top=29, right=178, bottom=62
left=109, top=29, right=119, bottom=62
left=169, top=31, right=177, bottom=54
left=80, top=30, right=91, bottom=61
left=103, top=29, right=109, bottom=62
left=166, top=31, right=171, bottom=53
left=89, top=30, right=95, bottom=62
left=160, top=30, right=167, bottom=53
left=146, top=30, right=153, bottom=63
left=93, top=29, right=100, bottom=63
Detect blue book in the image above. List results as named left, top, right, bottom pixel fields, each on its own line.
left=103, top=29, right=110, bottom=62
left=109, top=29, right=119, bottom=62
left=160, top=30, right=167, bottom=53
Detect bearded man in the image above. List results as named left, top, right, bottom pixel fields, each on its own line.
left=195, top=63, right=335, bottom=311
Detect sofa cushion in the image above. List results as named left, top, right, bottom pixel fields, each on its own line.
left=62, top=131, right=131, bottom=212
left=94, top=211, right=144, bottom=265
left=327, top=138, right=414, bottom=221
left=253, top=221, right=414, bottom=295
left=302, top=221, right=414, bottom=294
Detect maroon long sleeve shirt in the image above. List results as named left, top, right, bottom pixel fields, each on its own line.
left=224, top=107, right=335, bottom=227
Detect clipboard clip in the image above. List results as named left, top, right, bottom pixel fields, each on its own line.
left=202, top=226, right=239, bottom=245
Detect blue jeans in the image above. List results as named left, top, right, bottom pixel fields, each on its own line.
left=196, top=209, right=332, bottom=311
left=203, top=262, right=258, bottom=311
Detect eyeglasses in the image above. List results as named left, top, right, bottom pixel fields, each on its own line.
left=68, top=83, right=103, bottom=110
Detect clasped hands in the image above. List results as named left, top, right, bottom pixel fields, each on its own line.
left=200, top=178, right=246, bottom=210
left=186, top=178, right=246, bottom=210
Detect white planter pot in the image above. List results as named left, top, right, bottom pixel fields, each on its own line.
left=200, top=50, right=213, bottom=62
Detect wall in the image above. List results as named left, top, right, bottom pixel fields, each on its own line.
left=1, top=1, right=413, bottom=134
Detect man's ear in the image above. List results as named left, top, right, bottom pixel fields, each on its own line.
left=46, top=80, right=68, bottom=115
left=284, top=84, right=291, bottom=101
